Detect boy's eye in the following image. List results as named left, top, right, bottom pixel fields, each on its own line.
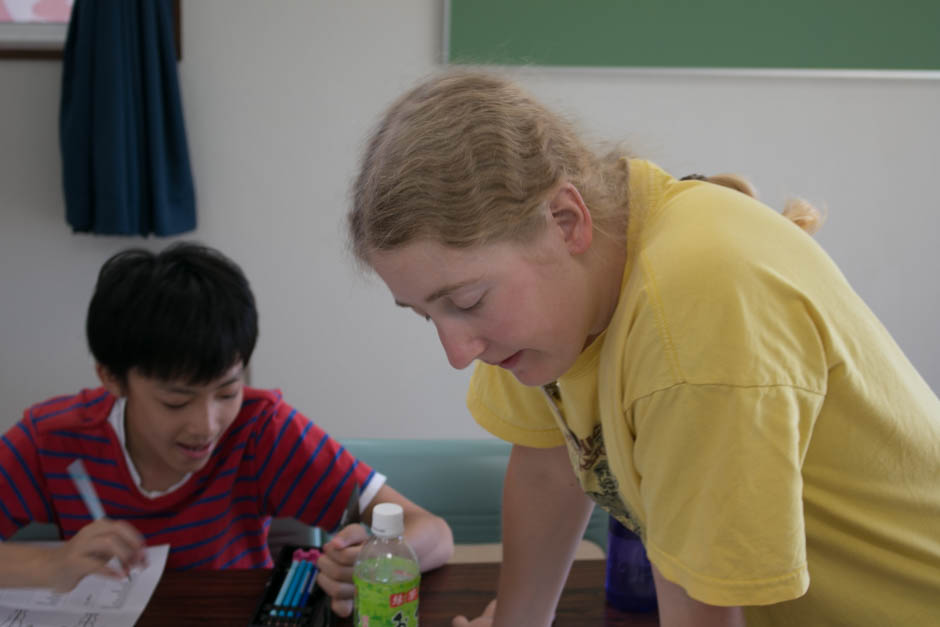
left=219, top=393, right=239, bottom=400
left=162, top=402, right=188, bottom=410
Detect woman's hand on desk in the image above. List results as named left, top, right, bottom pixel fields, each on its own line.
left=315, top=523, right=369, bottom=618
left=453, top=598, right=497, bottom=626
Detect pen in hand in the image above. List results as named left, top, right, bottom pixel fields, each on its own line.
left=66, top=459, right=106, bottom=521
left=66, top=459, right=139, bottom=580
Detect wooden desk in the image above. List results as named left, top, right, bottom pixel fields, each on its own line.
left=137, top=559, right=659, bottom=626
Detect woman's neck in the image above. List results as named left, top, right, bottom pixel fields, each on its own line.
left=584, top=236, right=628, bottom=346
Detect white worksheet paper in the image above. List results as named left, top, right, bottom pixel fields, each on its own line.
left=0, top=544, right=169, bottom=627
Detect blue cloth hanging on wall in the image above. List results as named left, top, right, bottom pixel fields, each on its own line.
left=60, top=0, right=196, bottom=236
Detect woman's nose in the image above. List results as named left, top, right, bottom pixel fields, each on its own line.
left=436, top=320, right=485, bottom=370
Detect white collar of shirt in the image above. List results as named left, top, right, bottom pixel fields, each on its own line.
left=107, top=397, right=192, bottom=499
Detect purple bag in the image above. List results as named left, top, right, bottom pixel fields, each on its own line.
left=605, top=517, right=657, bottom=612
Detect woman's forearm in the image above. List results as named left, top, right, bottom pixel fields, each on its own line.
left=492, top=444, right=596, bottom=627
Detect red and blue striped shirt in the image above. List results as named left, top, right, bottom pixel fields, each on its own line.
left=0, top=387, right=376, bottom=570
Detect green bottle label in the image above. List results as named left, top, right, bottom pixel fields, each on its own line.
left=353, top=558, right=420, bottom=627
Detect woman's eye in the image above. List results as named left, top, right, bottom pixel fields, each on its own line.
left=455, top=297, right=483, bottom=312
left=409, top=307, right=430, bottom=321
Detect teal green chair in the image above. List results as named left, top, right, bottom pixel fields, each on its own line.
left=8, top=522, right=60, bottom=542
left=341, top=438, right=608, bottom=551
left=11, top=440, right=610, bottom=558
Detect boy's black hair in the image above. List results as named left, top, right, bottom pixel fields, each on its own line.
left=86, top=242, right=258, bottom=384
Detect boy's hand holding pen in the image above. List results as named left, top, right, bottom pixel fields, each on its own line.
left=315, top=523, right=371, bottom=618
left=44, top=459, right=148, bottom=592
left=48, top=518, right=147, bottom=592
left=306, top=484, right=362, bottom=618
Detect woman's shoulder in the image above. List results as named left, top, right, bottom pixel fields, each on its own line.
left=613, top=183, right=837, bottom=391
left=644, top=179, right=826, bottom=292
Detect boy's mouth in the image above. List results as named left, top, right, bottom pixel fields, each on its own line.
left=177, top=441, right=212, bottom=459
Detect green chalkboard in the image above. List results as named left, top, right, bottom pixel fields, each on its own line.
left=445, top=0, right=940, bottom=72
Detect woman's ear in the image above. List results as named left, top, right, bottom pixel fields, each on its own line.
left=548, top=182, right=593, bottom=255
left=95, top=363, right=126, bottom=397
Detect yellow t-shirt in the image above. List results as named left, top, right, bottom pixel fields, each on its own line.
left=467, top=160, right=940, bottom=625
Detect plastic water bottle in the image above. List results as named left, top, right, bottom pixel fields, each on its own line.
left=605, top=516, right=657, bottom=612
left=353, top=502, right=421, bottom=626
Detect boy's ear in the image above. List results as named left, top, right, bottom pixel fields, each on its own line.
left=548, top=182, right=593, bottom=255
left=95, top=363, right=126, bottom=397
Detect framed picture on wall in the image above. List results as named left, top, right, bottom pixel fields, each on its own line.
left=0, top=0, right=181, bottom=59
left=0, top=0, right=72, bottom=59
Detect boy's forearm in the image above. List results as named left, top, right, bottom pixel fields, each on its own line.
left=403, top=512, right=454, bottom=571
left=492, top=445, right=595, bottom=627
left=0, top=542, right=53, bottom=588
left=365, top=482, right=455, bottom=570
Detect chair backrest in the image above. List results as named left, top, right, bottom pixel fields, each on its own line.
left=9, top=440, right=610, bottom=553
left=8, top=521, right=60, bottom=542
left=342, top=438, right=608, bottom=550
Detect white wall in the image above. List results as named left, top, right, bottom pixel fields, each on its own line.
left=1, top=1, right=938, bottom=438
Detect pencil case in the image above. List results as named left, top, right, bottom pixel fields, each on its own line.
left=249, top=544, right=333, bottom=627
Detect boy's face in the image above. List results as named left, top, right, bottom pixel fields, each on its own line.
left=99, top=362, right=245, bottom=491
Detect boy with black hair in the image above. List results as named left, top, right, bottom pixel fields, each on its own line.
left=0, top=243, right=453, bottom=617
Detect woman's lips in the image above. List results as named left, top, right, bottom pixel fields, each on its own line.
left=498, top=351, right=522, bottom=369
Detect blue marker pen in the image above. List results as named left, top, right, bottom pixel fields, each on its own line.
left=66, top=459, right=106, bottom=520
left=270, top=559, right=299, bottom=616
left=67, top=458, right=138, bottom=582
left=279, top=560, right=306, bottom=617
left=297, top=564, right=319, bottom=610
left=286, top=561, right=311, bottom=616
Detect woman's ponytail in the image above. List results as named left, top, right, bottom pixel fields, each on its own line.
left=683, top=172, right=825, bottom=235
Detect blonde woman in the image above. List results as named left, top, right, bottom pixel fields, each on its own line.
left=349, top=71, right=940, bottom=627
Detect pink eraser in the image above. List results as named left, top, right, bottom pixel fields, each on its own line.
left=293, top=547, right=321, bottom=563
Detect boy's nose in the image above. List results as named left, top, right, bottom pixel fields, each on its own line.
left=190, top=404, right=222, bottom=439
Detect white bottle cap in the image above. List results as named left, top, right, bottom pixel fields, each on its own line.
left=371, top=502, right=404, bottom=537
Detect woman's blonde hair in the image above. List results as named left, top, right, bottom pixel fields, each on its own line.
left=690, top=173, right=824, bottom=235
left=349, top=71, right=822, bottom=265
left=349, top=71, right=629, bottom=265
